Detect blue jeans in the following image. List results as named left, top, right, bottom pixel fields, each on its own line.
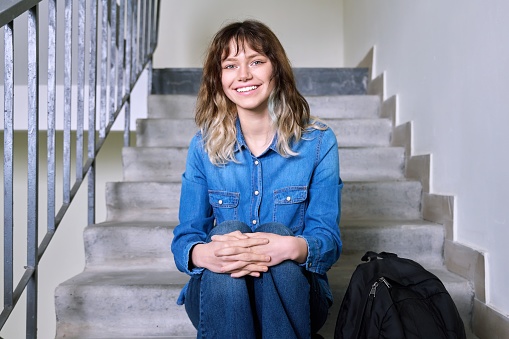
left=184, top=221, right=329, bottom=338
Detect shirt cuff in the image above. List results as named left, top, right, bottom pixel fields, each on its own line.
left=296, top=235, right=320, bottom=272
left=184, top=241, right=206, bottom=275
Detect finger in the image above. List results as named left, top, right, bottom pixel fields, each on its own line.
left=223, top=230, right=249, bottom=239
left=211, top=234, right=239, bottom=242
left=217, top=253, right=271, bottom=266
left=211, top=239, right=269, bottom=257
left=230, top=264, right=268, bottom=278
left=244, top=232, right=268, bottom=238
left=222, top=261, right=268, bottom=274
left=215, top=246, right=271, bottom=262
left=211, top=231, right=248, bottom=242
left=229, top=269, right=253, bottom=278
left=226, top=237, right=269, bottom=248
left=230, top=230, right=249, bottom=238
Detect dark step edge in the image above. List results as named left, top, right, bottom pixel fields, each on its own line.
left=152, top=68, right=369, bottom=96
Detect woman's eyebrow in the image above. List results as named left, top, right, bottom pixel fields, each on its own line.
left=222, top=56, right=238, bottom=62
left=222, top=53, right=264, bottom=62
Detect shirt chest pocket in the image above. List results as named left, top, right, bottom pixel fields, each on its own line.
left=208, top=190, right=240, bottom=224
left=273, top=186, right=308, bottom=232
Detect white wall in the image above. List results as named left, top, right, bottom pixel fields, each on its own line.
left=343, top=0, right=509, bottom=316
left=153, top=0, right=344, bottom=68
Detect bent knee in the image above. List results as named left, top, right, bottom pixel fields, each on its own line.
left=255, top=222, right=294, bottom=236
left=209, top=220, right=251, bottom=237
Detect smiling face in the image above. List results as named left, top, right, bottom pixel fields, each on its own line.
left=221, top=40, right=275, bottom=118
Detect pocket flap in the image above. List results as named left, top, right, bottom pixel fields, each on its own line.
left=274, top=186, right=308, bottom=204
left=208, top=190, right=240, bottom=208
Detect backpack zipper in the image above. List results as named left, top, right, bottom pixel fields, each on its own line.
left=367, top=277, right=392, bottom=313
left=380, top=277, right=392, bottom=289
left=369, top=277, right=392, bottom=298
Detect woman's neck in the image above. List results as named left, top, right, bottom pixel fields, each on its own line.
left=238, top=112, right=275, bottom=157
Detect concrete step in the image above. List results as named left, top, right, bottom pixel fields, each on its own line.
left=86, top=220, right=439, bottom=265
left=340, top=219, right=444, bottom=267
left=136, top=118, right=196, bottom=148
left=55, top=256, right=474, bottom=339
left=325, top=118, right=392, bottom=147
left=136, top=118, right=392, bottom=148
left=341, top=181, right=422, bottom=220
left=122, top=147, right=188, bottom=182
left=340, top=147, right=405, bottom=181
left=83, top=221, right=177, bottom=271
left=319, top=252, right=476, bottom=338
left=122, top=146, right=405, bottom=183
left=148, top=94, right=380, bottom=120
left=83, top=219, right=443, bottom=272
left=105, top=181, right=180, bottom=222
left=308, top=95, right=380, bottom=119
left=55, top=269, right=195, bottom=338
left=148, top=95, right=197, bottom=119
left=151, top=68, right=369, bottom=96
left=105, top=181, right=422, bottom=222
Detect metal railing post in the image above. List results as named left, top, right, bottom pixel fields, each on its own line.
left=63, top=0, right=72, bottom=205
left=88, top=0, right=99, bottom=226
left=26, top=5, right=40, bottom=337
left=3, top=19, right=15, bottom=316
left=76, top=0, right=86, bottom=183
left=99, top=0, right=108, bottom=139
left=109, top=0, right=117, bottom=123
left=47, top=0, right=56, bottom=234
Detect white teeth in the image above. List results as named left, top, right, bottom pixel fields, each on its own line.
left=236, top=86, right=258, bottom=92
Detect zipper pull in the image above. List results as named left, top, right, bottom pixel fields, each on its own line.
left=369, top=281, right=379, bottom=297
left=369, top=277, right=391, bottom=299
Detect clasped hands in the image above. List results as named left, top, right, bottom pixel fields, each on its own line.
left=191, top=230, right=304, bottom=278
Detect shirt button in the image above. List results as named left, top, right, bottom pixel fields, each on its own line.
left=218, top=200, right=223, bottom=205
left=252, top=220, right=257, bottom=225
left=254, top=160, right=259, bottom=165
left=254, top=190, right=259, bottom=196
left=286, top=196, right=291, bottom=201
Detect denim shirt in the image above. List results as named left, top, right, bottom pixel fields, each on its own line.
left=171, top=120, right=343, bottom=304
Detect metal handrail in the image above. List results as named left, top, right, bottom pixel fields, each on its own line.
left=1, top=0, right=160, bottom=336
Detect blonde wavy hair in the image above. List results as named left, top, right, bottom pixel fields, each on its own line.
left=195, top=20, right=325, bottom=165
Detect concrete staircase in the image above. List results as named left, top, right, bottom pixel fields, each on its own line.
left=54, top=72, right=476, bottom=338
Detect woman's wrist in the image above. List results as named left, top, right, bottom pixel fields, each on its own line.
left=290, top=236, right=308, bottom=264
left=190, top=243, right=205, bottom=269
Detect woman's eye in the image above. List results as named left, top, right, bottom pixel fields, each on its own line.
left=223, top=64, right=235, bottom=69
left=251, top=60, right=263, bottom=66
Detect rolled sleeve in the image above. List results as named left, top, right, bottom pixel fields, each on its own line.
left=171, top=134, right=214, bottom=275
left=300, top=128, right=343, bottom=274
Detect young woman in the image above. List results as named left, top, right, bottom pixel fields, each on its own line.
left=171, top=20, right=343, bottom=339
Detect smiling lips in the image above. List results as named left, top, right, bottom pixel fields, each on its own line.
left=236, top=85, right=258, bottom=93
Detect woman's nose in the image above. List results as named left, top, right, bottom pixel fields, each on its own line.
left=238, top=66, right=252, bottom=81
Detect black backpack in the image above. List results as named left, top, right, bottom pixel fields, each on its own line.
left=334, top=251, right=466, bottom=339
